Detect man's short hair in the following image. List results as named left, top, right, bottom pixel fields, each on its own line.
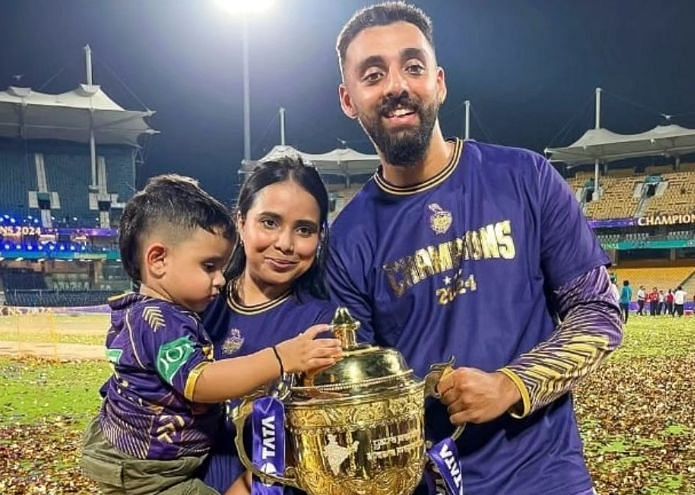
left=119, top=174, right=235, bottom=282
left=336, top=1, right=434, bottom=74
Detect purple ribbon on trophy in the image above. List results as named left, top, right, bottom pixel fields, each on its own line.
left=252, top=397, right=286, bottom=495
left=427, top=437, right=464, bottom=495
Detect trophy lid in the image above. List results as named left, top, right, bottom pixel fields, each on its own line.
left=288, top=307, right=419, bottom=403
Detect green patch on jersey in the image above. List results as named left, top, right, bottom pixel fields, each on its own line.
left=156, top=336, right=196, bottom=385
left=106, top=348, right=123, bottom=364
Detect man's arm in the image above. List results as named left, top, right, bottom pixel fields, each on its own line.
left=439, top=265, right=622, bottom=423
left=498, top=264, right=622, bottom=417
left=326, top=244, right=375, bottom=343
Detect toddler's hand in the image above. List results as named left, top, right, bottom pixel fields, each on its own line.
left=275, top=324, right=343, bottom=373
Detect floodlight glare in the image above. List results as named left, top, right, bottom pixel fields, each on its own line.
left=216, top=0, right=274, bottom=15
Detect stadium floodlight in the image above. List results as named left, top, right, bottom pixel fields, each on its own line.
left=216, top=0, right=275, bottom=165
left=215, top=0, right=274, bottom=14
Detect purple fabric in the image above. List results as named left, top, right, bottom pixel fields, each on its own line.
left=252, top=397, right=286, bottom=495
left=503, top=265, right=623, bottom=414
left=327, top=140, right=607, bottom=494
left=99, top=293, right=219, bottom=460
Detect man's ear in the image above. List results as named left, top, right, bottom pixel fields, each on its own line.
left=436, top=66, right=448, bottom=106
left=144, top=242, right=168, bottom=278
left=339, top=84, right=359, bottom=120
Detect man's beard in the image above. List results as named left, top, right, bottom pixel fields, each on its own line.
left=359, top=92, right=439, bottom=168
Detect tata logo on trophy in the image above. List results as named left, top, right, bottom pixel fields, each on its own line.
left=439, top=442, right=463, bottom=495
left=259, top=414, right=278, bottom=485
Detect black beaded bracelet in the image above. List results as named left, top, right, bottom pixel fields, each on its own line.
left=271, top=345, right=285, bottom=376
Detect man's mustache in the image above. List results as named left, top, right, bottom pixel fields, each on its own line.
left=378, top=92, right=420, bottom=117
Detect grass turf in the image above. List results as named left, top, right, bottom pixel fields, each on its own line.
left=0, top=314, right=693, bottom=494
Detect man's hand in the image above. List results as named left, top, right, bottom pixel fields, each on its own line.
left=437, top=367, right=521, bottom=425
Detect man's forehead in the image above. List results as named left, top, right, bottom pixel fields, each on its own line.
left=343, top=21, right=435, bottom=67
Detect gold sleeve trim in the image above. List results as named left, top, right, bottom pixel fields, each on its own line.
left=499, top=367, right=531, bottom=419
left=184, top=361, right=210, bottom=401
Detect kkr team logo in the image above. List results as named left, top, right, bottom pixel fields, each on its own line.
left=428, top=203, right=452, bottom=235
left=222, top=328, right=245, bottom=356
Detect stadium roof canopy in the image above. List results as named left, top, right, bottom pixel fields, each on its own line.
left=0, top=84, right=158, bottom=147
left=241, top=144, right=380, bottom=178
left=546, top=124, right=695, bottom=166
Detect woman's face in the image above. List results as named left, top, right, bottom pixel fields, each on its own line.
left=238, top=179, right=321, bottom=297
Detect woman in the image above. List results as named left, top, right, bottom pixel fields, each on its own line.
left=200, top=156, right=337, bottom=494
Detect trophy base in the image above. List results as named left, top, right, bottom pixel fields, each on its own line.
left=298, top=463, right=424, bottom=495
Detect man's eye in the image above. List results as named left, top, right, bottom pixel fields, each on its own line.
left=406, top=64, right=425, bottom=75
left=363, top=70, right=383, bottom=83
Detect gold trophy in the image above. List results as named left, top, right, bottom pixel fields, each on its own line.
left=231, top=307, right=463, bottom=495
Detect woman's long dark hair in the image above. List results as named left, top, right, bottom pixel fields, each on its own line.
left=226, top=156, right=330, bottom=300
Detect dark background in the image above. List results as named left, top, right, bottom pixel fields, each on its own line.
left=2, top=0, right=694, bottom=201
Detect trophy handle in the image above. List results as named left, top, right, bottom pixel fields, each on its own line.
left=424, top=357, right=465, bottom=442
left=230, top=397, right=302, bottom=489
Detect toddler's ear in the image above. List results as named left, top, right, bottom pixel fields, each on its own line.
left=144, top=242, right=168, bottom=278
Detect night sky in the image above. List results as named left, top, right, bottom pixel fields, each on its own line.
left=2, top=0, right=694, bottom=202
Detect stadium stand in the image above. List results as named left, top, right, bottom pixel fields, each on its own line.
left=682, top=272, right=695, bottom=299
left=43, top=150, right=93, bottom=225
left=641, top=171, right=695, bottom=216
left=4, top=289, right=120, bottom=307
left=585, top=175, right=644, bottom=219
left=1, top=270, right=47, bottom=290
left=613, top=266, right=695, bottom=290
left=0, top=142, right=38, bottom=217
left=568, top=167, right=695, bottom=220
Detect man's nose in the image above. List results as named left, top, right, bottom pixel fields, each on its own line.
left=384, top=69, right=409, bottom=98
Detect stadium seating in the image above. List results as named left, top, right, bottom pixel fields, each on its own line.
left=566, top=168, right=695, bottom=219
left=641, top=172, right=695, bottom=216
left=1, top=270, right=47, bottom=290
left=4, top=289, right=120, bottom=307
left=585, top=175, right=643, bottom=219
left=0, top=143, right=38, bottom=217
left=103, top=146, right=135, bottom=207
left=43, top=151, right=93, bottom=225
left=613, top=266, right=695, bottom=291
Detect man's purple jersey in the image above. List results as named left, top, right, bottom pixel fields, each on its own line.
left=327, top=139, right=614, bottom=495
left=99, top=293, right=219, bottom=460
left=200, top=286, right=337, bottom=493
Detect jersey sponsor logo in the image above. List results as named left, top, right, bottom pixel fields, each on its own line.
left=428, top=203, right=453, bottom=235
left=156, top=336, right=196, bottom=384
left=105, top=348, right=123, bottom=364
left=383, top=219, right=516, bottom=297
left=222, top=328, right=245, bottom=356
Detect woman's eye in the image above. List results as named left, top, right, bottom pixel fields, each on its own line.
left=262, top=218, right=277, bottom=229
left=297, top=225, right=318, bottom=237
